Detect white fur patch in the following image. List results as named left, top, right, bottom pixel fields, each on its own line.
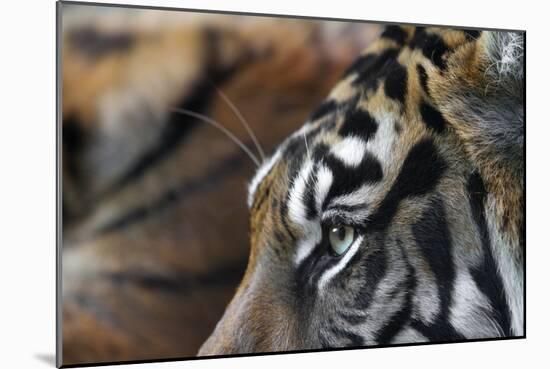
left=291, top=163, right=336, bottom=266
left=287, top=161, right=315, bottom=226
left=450, top=269, right=503, bottom=338
left=326, top=184, right=374, bottom=209
left=289, top=161, right=323, bottom=266
left=315, top=165, right=334, bottom=213
left=294, top=223, right=323, bottom=266
left=365, top=110, right=398, bottom=169
left=485, top=196, right=524, bottom=336
left=391, top=327, right=428, bottom=344
left=330, top=136, right=367, bottom=167
left=484, top=31, right=524, bottom=81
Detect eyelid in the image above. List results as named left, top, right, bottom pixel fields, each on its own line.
left=321, top=210, right=368, bottom=230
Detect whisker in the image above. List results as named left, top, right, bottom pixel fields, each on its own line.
left=171, top=108, right=260, bottom=167
left=214, top=87, right=266, bottom=161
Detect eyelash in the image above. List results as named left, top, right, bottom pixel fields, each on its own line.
left=321, top=214, right=365, bottom=232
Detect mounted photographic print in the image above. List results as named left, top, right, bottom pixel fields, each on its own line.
left=57, top=1, right=525, bottom=367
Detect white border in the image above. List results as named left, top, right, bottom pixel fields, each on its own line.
left=1, top=0, right=547, bottom=368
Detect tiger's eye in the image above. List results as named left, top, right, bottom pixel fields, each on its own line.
left=328, top=225, right=355, bottom=256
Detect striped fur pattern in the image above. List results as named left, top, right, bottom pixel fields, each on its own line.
left=199, top=26, right=525, bottom=354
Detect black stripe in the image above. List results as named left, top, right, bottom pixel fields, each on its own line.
left=411, top=197, right=461, bottom=341
left=339, top=109, right=378, bottom=140
left=62, top=115, right=86, bottom=220
left=352, top=48, right=401, bottom=88
left=380, top=26, right=408, bottom=46
left=410, top=319, right=463, bottom=342
left=375, top=240, right=416, bottom=344
left=343, top=54, right=377, bottom=78
left=304, top=165, right=319, bottom=220
left=384, top=62, right=408, bottom=105
left=416, top=64, right=430, bottom=96
left=280, top=132, right=329, bottom=241
left=284, top=127, right=334, bottom=230
left=283, top=123, right=328, bottom=165
left=420, top=101, right=447, bottom=133
left=464, top=29, right=482, bottom=40
left=376, top=295, right=413, bottom=344
left=467, top=172, right=513, bottom=335
left=310, top=100, right=337, bottom=122
left=62, top=115, right=86, bottom=158
left=353, top=245, right=387, bottom=310
left=368, top=138, right=447, bottom=231
left=329, top=325, right=365, bottom=347
left=322, top=152, right=383, bottom=209
left=409, top=28, right=449, bottom=70
left=339, top=312, right=368, bottom=325
left=312, top=143, right=330, bottom=162
left=293, top=235, right=328, bottom=311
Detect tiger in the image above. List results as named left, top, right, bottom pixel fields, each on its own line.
left=60, top=4, right=379, bottom=365
left=198, top=25, right=525, bottom=354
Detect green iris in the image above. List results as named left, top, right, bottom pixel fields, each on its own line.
left=328, top=225, right=355, bottom=256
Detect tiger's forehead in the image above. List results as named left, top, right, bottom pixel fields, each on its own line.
left=247, top=95, right=406, bottom=220
left=248, top=25, right=482, bottom=214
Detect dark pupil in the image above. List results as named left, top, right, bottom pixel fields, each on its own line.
left=334, top=226, right=346, bottom=241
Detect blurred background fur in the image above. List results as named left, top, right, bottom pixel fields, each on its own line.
left=61, top=4, right=380, bottom=365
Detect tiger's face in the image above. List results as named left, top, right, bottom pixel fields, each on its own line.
left=199, top=26, right=524, bottom=354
